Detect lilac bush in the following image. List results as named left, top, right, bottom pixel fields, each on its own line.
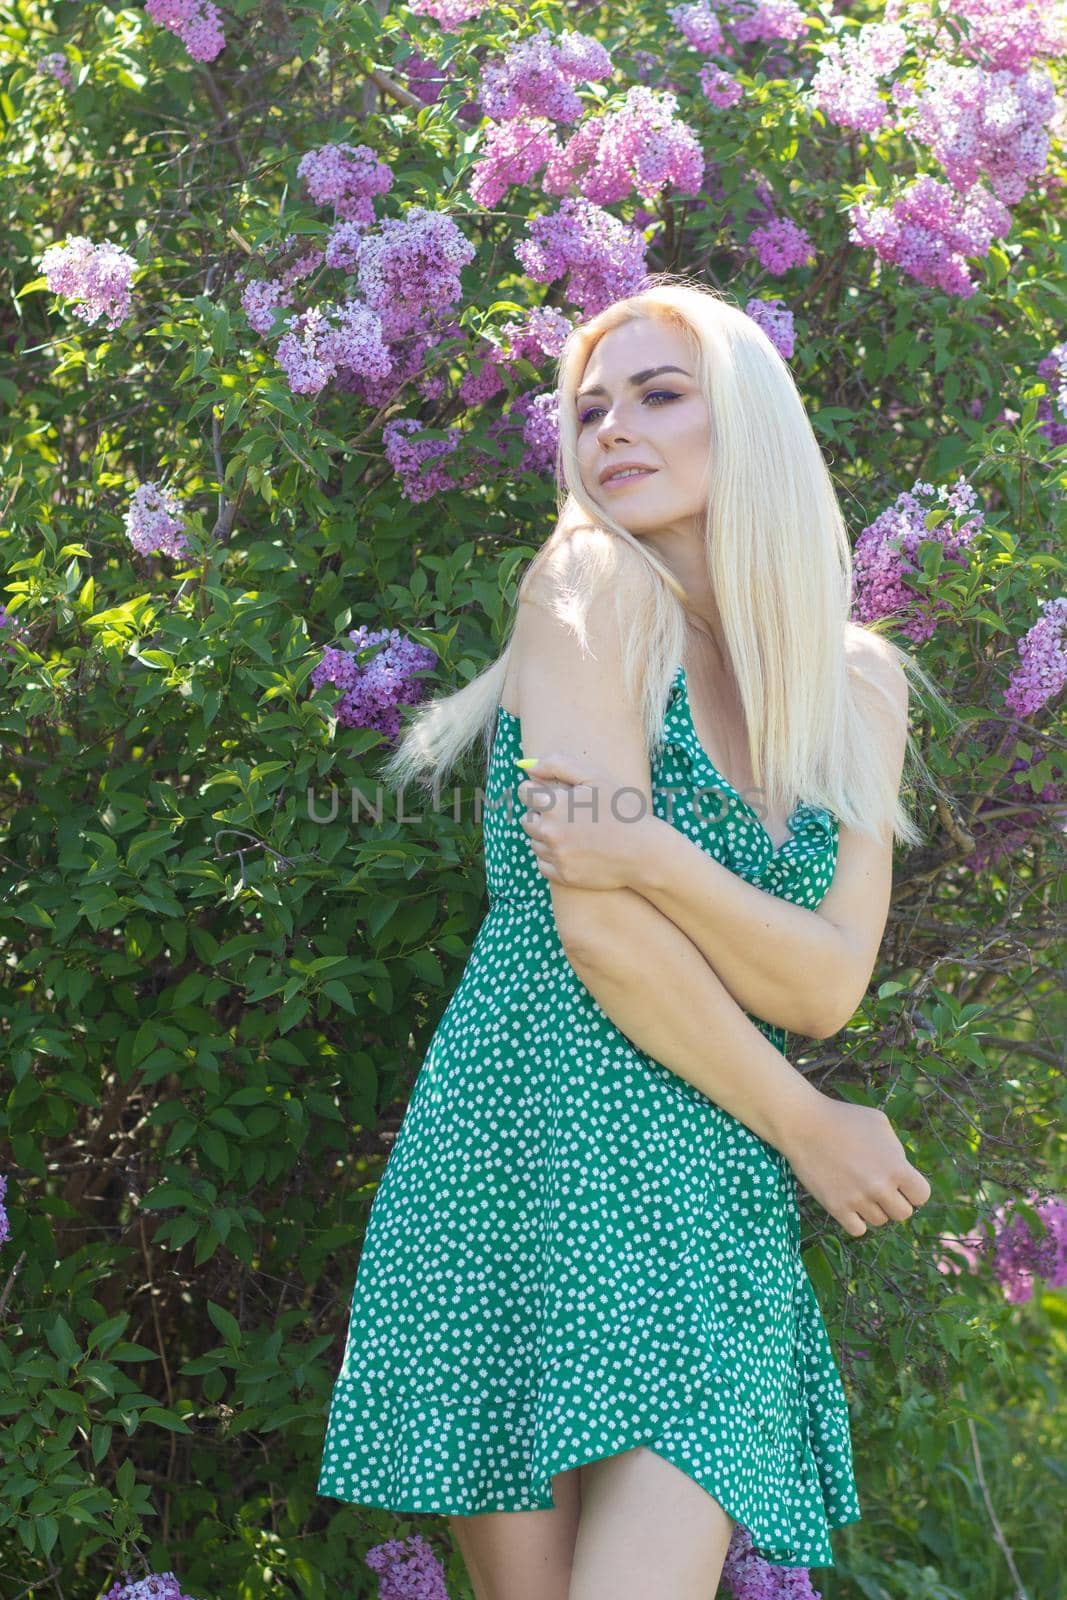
left=2, top=0, right=1065, bottom=1595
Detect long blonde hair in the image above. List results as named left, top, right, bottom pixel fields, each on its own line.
left=378, top=273, right=953, bottom=846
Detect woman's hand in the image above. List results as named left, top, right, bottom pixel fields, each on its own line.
left=780, top=1094, right=932, bottom=1238
left=514, top=751, right=650, bottom=891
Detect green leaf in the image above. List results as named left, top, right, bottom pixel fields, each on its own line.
left=207, top=1300, right=242, bottom=1345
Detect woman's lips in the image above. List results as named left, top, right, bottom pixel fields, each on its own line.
left=602, top=469, right=657, bottom=490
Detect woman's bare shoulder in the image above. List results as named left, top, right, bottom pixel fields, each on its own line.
left=520, top=522, right=652, bottom=614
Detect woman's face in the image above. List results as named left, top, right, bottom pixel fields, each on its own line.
left=574, top=317, right=712, bottom=536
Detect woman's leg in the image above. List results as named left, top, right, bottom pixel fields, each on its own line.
left=568, top=1447, right=736, bottom=1600
left=448, top=1468, right=583, bottom=1600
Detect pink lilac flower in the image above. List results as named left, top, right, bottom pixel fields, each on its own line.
left=125, top=482, right=191, bottom=559
left=937, top=0, right=1067, bottom=73
left=36, top=51, right=73, bottom=88
left=309, top=627, right=439, bottom=739
left=408, top=0, right=492, bottom=29
left=720, top=1519, right=823, bottom=1596
left=700, top=65, right=745, bottom=109
left=848, top=173, right=1012, bottom=298
left=851, top=475, right=985, bottom=642
left=0, top=1173, right=11, bottom=1246
left=39, top=235, right=136, bottom=331
left=515, top=197, right=650, bottom=317
left=936, top=1223, right=989, bottom=1278
left=145, top=0, right=225, bottom=62
left=297, top=142, right=394, bottom=225
left=101, top=1571, right=198, bottom=1600
left=366, top=1533, right=450, bottom=1599
left=745, top=297, right=795, bottom=359
left=478, top=25, right=613, bottom=124
left=907, top=61, right=1058, bottom=207
left=469, top=117, right=560, bottom=208
left=543, top=85, right=704, bottom=205
left=1035, top=341, right=1067, bottom=446
left=810, top=19, right=911, bottom=136
left=1004, top=597, right=1067, bottom=717
left=276, top=300, right=393, bottom=397
left=730, top=0, right=809, bottom=47
left=749, top=216, right=814, bottom=274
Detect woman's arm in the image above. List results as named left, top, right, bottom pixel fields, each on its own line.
left=509, top=530, right=828, bottom=1149
left=519, top=635, right=909, bottom=1040
left=558, top=877, right=826, bottom=1153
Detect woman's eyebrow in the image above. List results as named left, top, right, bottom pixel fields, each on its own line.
left=575, top=365, right=692, bottom=402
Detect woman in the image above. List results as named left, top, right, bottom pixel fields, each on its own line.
left=316, top=277, right=938, bottom=1599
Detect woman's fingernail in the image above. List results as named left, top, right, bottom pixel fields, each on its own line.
left=514, top=757, right=539, bottom=769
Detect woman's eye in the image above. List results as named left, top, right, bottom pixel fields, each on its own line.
left=578, top=390, right=680, bottom=425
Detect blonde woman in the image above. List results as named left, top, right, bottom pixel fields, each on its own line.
left=316, top=277, right=937, bottom=1599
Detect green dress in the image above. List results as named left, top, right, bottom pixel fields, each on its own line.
left=316, top=661, right=863, bottom=1569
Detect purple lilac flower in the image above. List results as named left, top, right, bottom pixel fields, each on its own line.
left=720, top=1519, right=824, bottom=1596
left=992, top=1194, right=1067, bottom=1304
left=39, top=235, right=137, bottom=331
left=0, top=605, right=22, bottom=658
left=670, top=1, right=725, bottom=54
left=700, top=65, right=745, bottom=109
left=401, top=45, right=483, bottom=122
left=1004, top=597, right=1067, bottom=717
left=101, top=1571, right=198, bottom=1600
left=851, top=475, right=985, bottom=642
left=366, top=1533, right=450, bottom=1599
left=745, top=297, right=795, bottom=360
left=848, top=174, right=1013, bottom=299
left=239, top=237, right=324, bottom=335
left=963, top=733, right=1066, bottom=873
left=1035, top=341, right=1067, bottom=447
left=36, top=51, right=73, bottom=88
left=354, top=207, right=476, bottom=342
left=145, top=0, right=225, bottom=62
left=0, top=1173, right=11, bottom=1247
left=730, top=0, right=808, bottom=47
left=125, top=482, right=191, bottom=559
left=382, top=418, right=466, bottom=503
left=297, top=142, right=394, bottom=225
left=516, top=197, right=651, bottom=316
left=309, top=627, right=439, bottom=740
left=276, top=299, right=393, bottom=397
left=482, top=389, right=561, bottom=480
left=749, top=216, right=814, bottom=274
left=933, top=1194, right=1067, bottom=1304
left=478, top=25, right=613, bottom=124
left=458, top=306, right=573, bottom=405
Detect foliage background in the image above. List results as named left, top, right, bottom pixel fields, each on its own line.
left=0, top=0, right=1064, bottom=1596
